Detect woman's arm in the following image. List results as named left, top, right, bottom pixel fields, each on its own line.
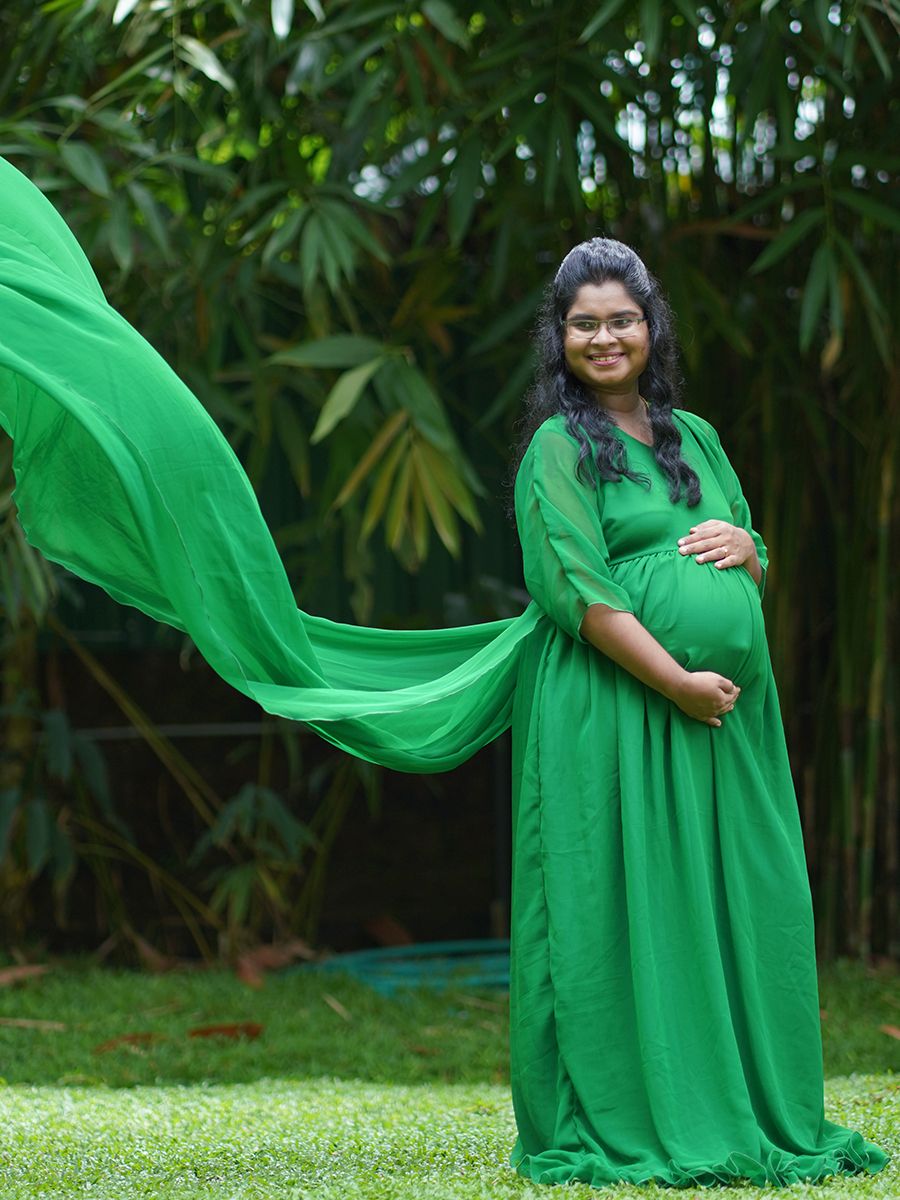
left=580, top=603, right=689, bottom=702
left=513, top=428, right=636, bottom=643
left=741, top=543, right=763, bottom=588
left=581, top=603, right=741, bottom=726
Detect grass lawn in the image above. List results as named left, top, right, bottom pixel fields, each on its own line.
left=0, top=954, right=895, bottom=1198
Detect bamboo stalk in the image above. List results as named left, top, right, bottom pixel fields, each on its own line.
left=859, top=443, right=893, bottom=955
left=834, top=507, right=859, bottom=954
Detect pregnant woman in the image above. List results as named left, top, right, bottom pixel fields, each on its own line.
left=505, top=237, right=889, bottom=1187
left=0, top=157, right=890, bottom=1189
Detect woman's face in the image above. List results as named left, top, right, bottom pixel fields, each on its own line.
left=562, top=280, right=650, bottom=401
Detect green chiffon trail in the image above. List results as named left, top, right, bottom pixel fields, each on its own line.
left=0, top=155, right=891, bottom=1189
left=0, top=155, right=540, bottom=773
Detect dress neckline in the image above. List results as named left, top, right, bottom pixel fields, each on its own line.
left=608, top=400, right=657, bottom=449
left=611, top=424, right=655, bottom=450
left=609, top=407, right=693, bottom=449
left=547, top=408, right=692, bottom=450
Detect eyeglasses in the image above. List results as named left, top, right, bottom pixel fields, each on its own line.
left=562, top=317, right=648, bottom=339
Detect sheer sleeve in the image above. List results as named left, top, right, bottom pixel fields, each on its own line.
left=514, top=424, right=635, bottom=644
left=697, top=417, right=769, bottom=601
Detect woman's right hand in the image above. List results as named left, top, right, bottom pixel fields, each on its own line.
left=671, top=671, right=741, bottom=727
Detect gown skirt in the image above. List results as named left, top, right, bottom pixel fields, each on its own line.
left=508, top=412, right=892, bottom=1188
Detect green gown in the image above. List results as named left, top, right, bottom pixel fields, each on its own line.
left=0, top=155, right=890, bottom=1188
left=509, top=412, right=891, bottom=1187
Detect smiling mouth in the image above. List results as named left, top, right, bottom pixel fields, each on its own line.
left=587, top=354, right=623, bottom=364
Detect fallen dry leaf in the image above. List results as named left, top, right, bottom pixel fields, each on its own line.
left=0, top=964, right=50, bottom=988
left=235, top=938, right=316, bottom=988
left=455, top=993, right=504, bottom=1012
left=135, top=1001, right=183, bottom=1018
left=127, top=932, right=183, bottom=974
left=187, top=1022, right=263, bottom=1040
left=865, top=956, right=897, bottom=974
left=235, top=959, right=266, bottom=990
left=322, top=992, right=352, bottom=1022
left=93, top=1031, right=167, bottom=1054
left=363, top=914, right=414, bottom=946
left=0, top=1017, right=67, bottom=1030
left=262, top=938, right=315, bottom=966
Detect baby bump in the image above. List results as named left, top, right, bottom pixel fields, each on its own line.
left=611, top=549, right=766, bottom=686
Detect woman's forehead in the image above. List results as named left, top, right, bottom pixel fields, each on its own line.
left=565, top=281, right=642, bottom=314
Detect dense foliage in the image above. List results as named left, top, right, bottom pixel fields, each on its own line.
left=0, top=0, right=897, bottom=960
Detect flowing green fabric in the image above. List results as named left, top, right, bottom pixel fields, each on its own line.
left=0, top=155, right=540, bottom=773
left=0, top=155, right=890, bottom=1187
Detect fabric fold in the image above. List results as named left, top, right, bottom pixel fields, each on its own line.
left=0, top=154, right=537, bottom=773
left=513, top=1126, right=890, bottom=1189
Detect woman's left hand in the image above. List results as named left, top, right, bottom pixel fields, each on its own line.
left=676, top=520, right=754, bottom=569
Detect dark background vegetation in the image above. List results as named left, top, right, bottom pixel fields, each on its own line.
left=0, top=0, right=897, bottom=965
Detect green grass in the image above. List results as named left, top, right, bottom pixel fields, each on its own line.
left=0, top=955, right=895, bottom=1197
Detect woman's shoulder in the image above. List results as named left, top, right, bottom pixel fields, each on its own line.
left=517, top=414, right=582, bottom=481
left=535, top=411, right=570, bottom=437
left=672, top=407, right=721, bottom=443
left=526, top=413, right=580, bottom=455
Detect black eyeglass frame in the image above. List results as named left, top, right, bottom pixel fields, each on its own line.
left=561, top=316, right=649, bottom=338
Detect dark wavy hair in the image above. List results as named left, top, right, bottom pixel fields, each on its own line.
left=502, top=237, right=702, bottom=525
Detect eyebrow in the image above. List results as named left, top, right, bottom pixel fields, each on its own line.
left=568, top=309, right=641, bottom=319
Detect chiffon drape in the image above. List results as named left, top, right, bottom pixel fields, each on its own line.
left=0, top=154, right=539, bottom=774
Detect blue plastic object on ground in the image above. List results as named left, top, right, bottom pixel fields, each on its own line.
left=288, top=938, right=511, bottom=996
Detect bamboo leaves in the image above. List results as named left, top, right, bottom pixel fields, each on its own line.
left=294, top=199, right=389, bottom=299
left=579, top=0, right=629, bottom=43
left=367, top=359, right=487, bottom=560
left=12, top=521, right=54, bottom=618
left=58, top=141, right=110, bottom=197
left=334, top=409, right=409, bottom=519
left=638, top=0, right=663, bottom=64
left=112, top=0, right=141, bottom=23
left=270, top=335, right=386, bottom=369
left=271, top=0, right=324, bottom=39
left=266, top=341, right=484, bottom=564
left=309, top=357, right=387, bottom=444
left=261, top=209, right=305, bottom=271
left=833, top=189, right=900, bottom=235
left=678, top=268, right=754, bottom=357
left=272, top=394, right=311, bottom=498
left=833, top=231, right=890, bottom=366
left=799, top=242, right=830, bottom=353
left=422, top=0, right=470, bottom=49
left=1, top=0, right=897, bottom=958
left=746, top=185, right=898, bottom=358
left=126, top=182, right=175, bottom=263
left=360, top=421, right=483, bottom=568
left=748, top=209, right=826, bottom=275
left=176, top=36, right=238, bottom=94
left=269, top=335, right=390, bottom=448
left=0, top=512, right=57, bottom=628
left=448, top=135, right=482, bottom=247
left=857, top=10, right=892, bottom=82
